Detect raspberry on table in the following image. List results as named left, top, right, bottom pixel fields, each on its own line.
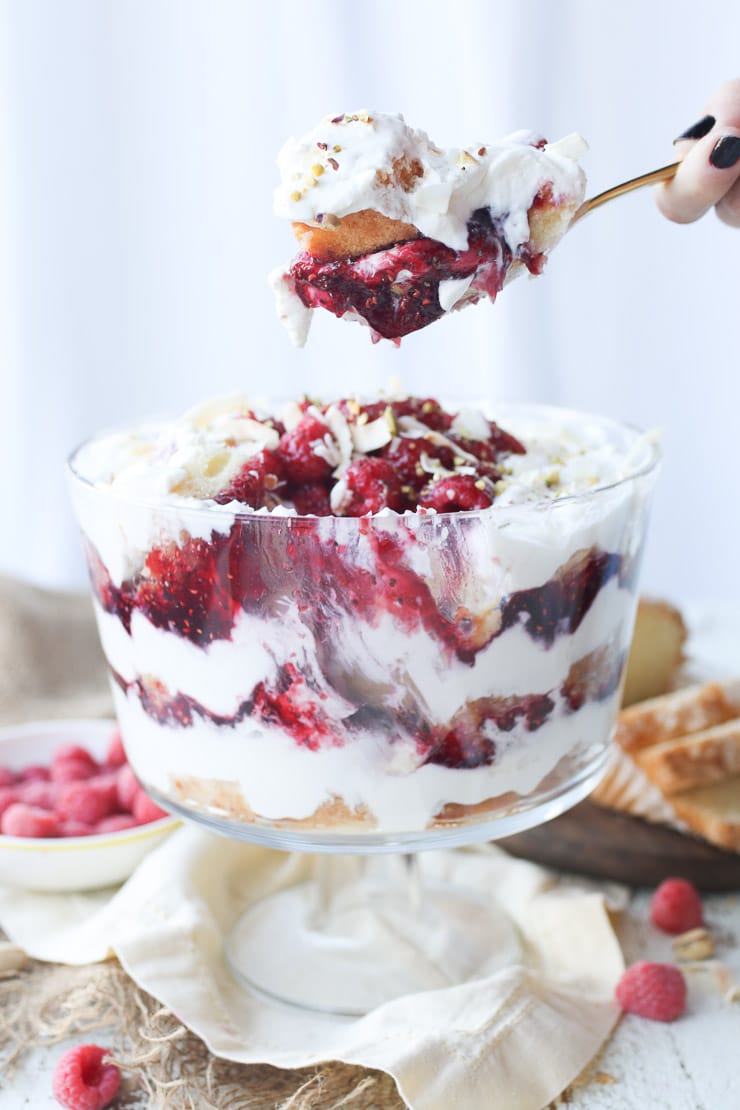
left=615, top=961, right=686, bottom=1021
left=0, top=767, right=15, bottom=788
left=52, top=1043, right=121, bottom=1110
left=339, top=457, right=404, bottom=515
left=1, top=802, right=61, bottom=838
left=650, top=878, right=704, bottom=935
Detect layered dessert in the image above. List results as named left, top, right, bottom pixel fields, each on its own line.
left=69, top=393, right=658, bottom=843
left=271, top=111, right=587, bottom=344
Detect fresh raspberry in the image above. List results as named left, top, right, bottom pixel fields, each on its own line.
left=418, top=474, right=494, bottom=512
left=615, top=961, right=687, bottom=1021
left=95, top=814, right=140, bottom=833
left=131, top=789, right=169, bottom=823
left=1, top=802, right=60, bottom=838
left=18, top=764, right=51, bottom=783
left=381, top=437, right=455, bottom=492
left=51, top=746, right=98, bottom=784
left=339, top=457, right=403, bottom=515
left=18, top=779, right=57, bottom=810
left=116, top=764, right=140, bottom=812
left=212, top=448, right=284, bottom=508
left=52, top=1043, right=120, bottom=1110
left=57, top=779, right=117, bottom=826
left=0, top=786, right=19, bottom=816
left=288, top=480, right=333, bottom=516
left=277, top=415, right=334, bottom=483
left=60, top=820, right=95, bottom=838
left=105, top=729, right=127, bottom=768
left=0, top=767, right=16, bottom=788
left=650, top=878, right=704, bottom=934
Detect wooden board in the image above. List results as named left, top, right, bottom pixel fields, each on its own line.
left=498, top=800, right=740, bottom=890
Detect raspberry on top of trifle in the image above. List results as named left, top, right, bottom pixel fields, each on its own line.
left=78, top=391, right=638, bottom=519
left=271, top=111, right=587, bottom=345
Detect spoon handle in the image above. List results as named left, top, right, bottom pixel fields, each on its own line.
left=571, top=161, right=680, bottom=225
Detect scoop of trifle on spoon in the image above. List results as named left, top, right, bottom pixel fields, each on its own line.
left=270, top=110, right=588, bottom=345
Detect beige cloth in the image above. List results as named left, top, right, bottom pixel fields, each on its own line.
left=0, top=578, right=625, bottom=1110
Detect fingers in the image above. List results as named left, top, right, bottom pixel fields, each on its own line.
left=656, top=79, right=740, bottom=226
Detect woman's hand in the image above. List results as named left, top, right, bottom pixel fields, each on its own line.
left=656, top=79, right=740, bottom=227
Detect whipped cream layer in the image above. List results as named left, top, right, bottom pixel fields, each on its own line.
left=69, top=400, right=659, bottom=839
left=275, top=112, right=587, bottom=253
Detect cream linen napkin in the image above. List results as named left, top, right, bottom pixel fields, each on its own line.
left=0, top=578, right=625, bottom=1109
left=0, top=826, right=624, bottom=1110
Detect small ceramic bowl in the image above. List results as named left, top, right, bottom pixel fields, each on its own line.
left=0, top=719, right=179, bottom=891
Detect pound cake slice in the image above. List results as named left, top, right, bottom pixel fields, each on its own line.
left=636, top=719, right=740, bottom=795
left=594, top=677, right=740, bottom=850
left=670, top=777, right=740, bottom=851
left=621, top=598, right=687, bottom=707
left=271, top=111, right=587, bottom=344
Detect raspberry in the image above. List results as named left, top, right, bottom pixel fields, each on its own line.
left=288, top=480, right=333, bottom=516
left=61, top=820, right=95, bottom=838
left=418, top=474, right=494, bottom=512
left=105, top=729, right=127, bottom=768
left=277, top=415, right=334, bottom=483
left=381, top=437, right=455, bottom=492
left=212, top=448, right=284, bottom=508
left=0, top=786, right=19, bottom=816
left=650, top=878, right=703, bottom=934
left=116, top=764, right=140, bottom=812
left=52, top=1044, right=120, bottom=1110
left=19, top=763, right=51, bottom=783
left=615, top=961, right=686, bottom=1021
left=0, top=767, right=16, bottom=788
left=339, top=457, right=403, bottom=515
left=131, top=788, right=169, bottom=823
left=18, top=779, right=57, bottom=810
left=51, top=746, right=98, bottom=784
left=1, top=802, right=60, bottom=838
left=95, top=814, right=140, bottom=833
left=57, top=779, right=117, bottom=826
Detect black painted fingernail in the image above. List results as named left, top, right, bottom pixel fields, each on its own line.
left=709, top=135, right=740, bottom=169
left=674, top=114, right=715, bottom=142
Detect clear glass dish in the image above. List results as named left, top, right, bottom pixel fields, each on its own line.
left=68, top=402, right=659, bottom=1012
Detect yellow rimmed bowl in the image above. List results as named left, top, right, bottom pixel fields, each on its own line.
left=0, top=719, right=179, bottom=891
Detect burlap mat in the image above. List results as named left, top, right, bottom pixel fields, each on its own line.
left=0, top=575, right=405, bottom=1107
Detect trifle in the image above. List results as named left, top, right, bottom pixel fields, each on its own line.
left=68, top=392, right=659, bottom=850
left=271, top=110, right=588, bottom=344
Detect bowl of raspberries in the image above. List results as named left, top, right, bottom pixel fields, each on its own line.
left=0, top=718, right=179, bottom=890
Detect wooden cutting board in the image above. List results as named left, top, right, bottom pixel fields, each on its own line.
left=498, top=800, right=740, bottom=890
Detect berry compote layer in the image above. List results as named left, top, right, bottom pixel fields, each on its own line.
left=69, top=396, right=659, bottom=843
left=271, top=112, right=587, bottom=344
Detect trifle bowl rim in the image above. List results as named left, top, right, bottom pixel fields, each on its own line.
left=66, top=399, right=661, bottom=524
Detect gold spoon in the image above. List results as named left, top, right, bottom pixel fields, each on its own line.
left=570, top=161, right=679, bottom=225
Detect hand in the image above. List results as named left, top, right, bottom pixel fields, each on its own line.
left=656, top=79, right=740, bottom=227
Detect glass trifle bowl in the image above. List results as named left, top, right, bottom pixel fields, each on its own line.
left=68, top=395, right=659, bottom=1012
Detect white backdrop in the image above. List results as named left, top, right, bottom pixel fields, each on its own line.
left=1, top=0, right=737, bottom=602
